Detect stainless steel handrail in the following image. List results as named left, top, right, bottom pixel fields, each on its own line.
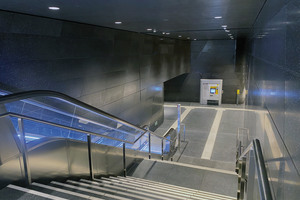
left=238, top=141, right=253, bottom=160
left=238, top=139, right=273, bottom=200
left=0, top=112, right=134, bottom=144
left=0, top=90, right=177, bottom=184
left=0, top=90, right=170, bottom=141
left=0, top=90, right=147, bottom=132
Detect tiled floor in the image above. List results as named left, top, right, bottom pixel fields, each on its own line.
left=155, top=102, right=252, bottom=171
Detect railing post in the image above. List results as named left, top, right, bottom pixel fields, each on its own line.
left=161, top=139, right=164, bottom=160
left=18, top=118, right=32, bottom=185
left=237, top=157, right=246, bottom=200
left=123, top=143, right=126, bottom=177
left=148, top=132, right=151, bottom=159
left=87, top=134, right=94, bottom=180
left=246, top=150, right=255, bottom=200
left=177, top=104, right=181, bottom=149
left=183, top=124, right=186, bottom=142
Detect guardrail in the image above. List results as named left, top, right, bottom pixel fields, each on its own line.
left=236, top=139, right=273, bottom=200
left=0, top=90, right=177, bottom=185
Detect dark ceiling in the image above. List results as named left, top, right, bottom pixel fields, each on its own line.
left=0, top=0, right=266, bottom=40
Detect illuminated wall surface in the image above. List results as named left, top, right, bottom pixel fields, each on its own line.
left=245, top=0, right=300, bottom=198
left=0, top=10, right=190, bottom=130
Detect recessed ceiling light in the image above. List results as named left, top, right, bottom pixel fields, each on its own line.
left=221, top=25, right=227, bottom=28
left=48, top=6, right=60, bottom=10
left=225, top=30, right=230, bottom=32
left=160, top=38, right=164, bottom=40
left=162, top=32, right=166, bottom=34
left=115, top=21, right=122, bottom=24
left=228, top=34, right=232, bottom=36
left=153, top=29, right=157, bottom=33
left=147, top=28, right=152, bottom=31
left=166, top=32, right=170, bottom=35
left=187, top=37, right=190, bottom=39
left=214, top=16, right=222, bottom=19
left=194, top=39, right=197, bottom=41
left=178, top=35, right=182, bottom=38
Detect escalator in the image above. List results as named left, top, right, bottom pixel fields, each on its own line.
left=0, top=90, right=178, bottom=199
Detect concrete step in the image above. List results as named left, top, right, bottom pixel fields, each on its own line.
left=101, top=177, right=197, bottom=199
left=31, top=182, right=104, bottom=200
left=66, top=180, right=150, bottom=200
left=80, top=179, right=177, bottom=200
left=115, top=176, right=236, bottom=200
left=0, top=175, right=236, bottom=200
left=51, top=181, right=130, bottom=200
left=0, top=184, right=67, bottom=200
left=128, top=159, right=237, bottom=197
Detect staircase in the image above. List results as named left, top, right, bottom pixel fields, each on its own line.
left=0, top=176, right=236, bottom=200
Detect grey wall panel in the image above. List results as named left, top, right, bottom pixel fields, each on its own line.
left=0, top=10, right=190, bottom=130
left=245, top=0, right=300, bottom=199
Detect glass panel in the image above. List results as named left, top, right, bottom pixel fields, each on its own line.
left=13, top=117, right=87, bottom=143
left=126, top=134, right=149, bottom=152
left=150, top=135, right=162, bottom=154
left=2, top=95, right=145, bottom=144
left=164, top=136, right=171, bottom=155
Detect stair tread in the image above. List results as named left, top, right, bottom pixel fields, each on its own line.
left=114, top=176, right=236, bottom=200
left=84, top=179, right=230, bottom=200
left=0, top=177, right=236, bottom=200
left=81, top=179, right=185, bottom=200
left=124, top=176, right=236, bottom=199
left=51, top=181, right=130, bottom=200
left=31, top=182, right=104, bottom=200
left=0, top=185, right=67, bottom=200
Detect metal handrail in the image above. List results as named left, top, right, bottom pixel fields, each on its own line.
left=238, top=141, right=253, bottom=160
left=238, top=139, right=273, bottom=200
left=0, top=90, right=178, bottom=184
left=0, top=112, right=134, bottom=144
left=0, top=90, right=146, bottom=131
left=0, top=90, right=170, bottom=141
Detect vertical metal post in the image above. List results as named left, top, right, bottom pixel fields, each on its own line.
left=246, top=150, right=255, bottom=200
left=237, top=157, right=246, bottom=200
left=161, top=139, right=164, bottom=160
left=18, top=118, right=32, bottom=185
left=123, top=143, right=126, bottom=177
left=177, top=104, right=181, bottom=133
left=87, top=134, right=94, bottom=180
left=148, top=132, right=151, bottom=159
left=177, top=104, right=181, bottom=149
left=239, top=141, right=242, bottom=158
left=183, top=124, right=186, bottom=142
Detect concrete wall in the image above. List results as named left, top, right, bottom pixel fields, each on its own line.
left=164, top=40, right=245, bottom=104
left=245, top=0, right=300, bottom=198
left=0, top=10, right=190, bottom=130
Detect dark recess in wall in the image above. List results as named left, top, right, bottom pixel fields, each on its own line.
left=164, top=73, right=201, bottom=102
